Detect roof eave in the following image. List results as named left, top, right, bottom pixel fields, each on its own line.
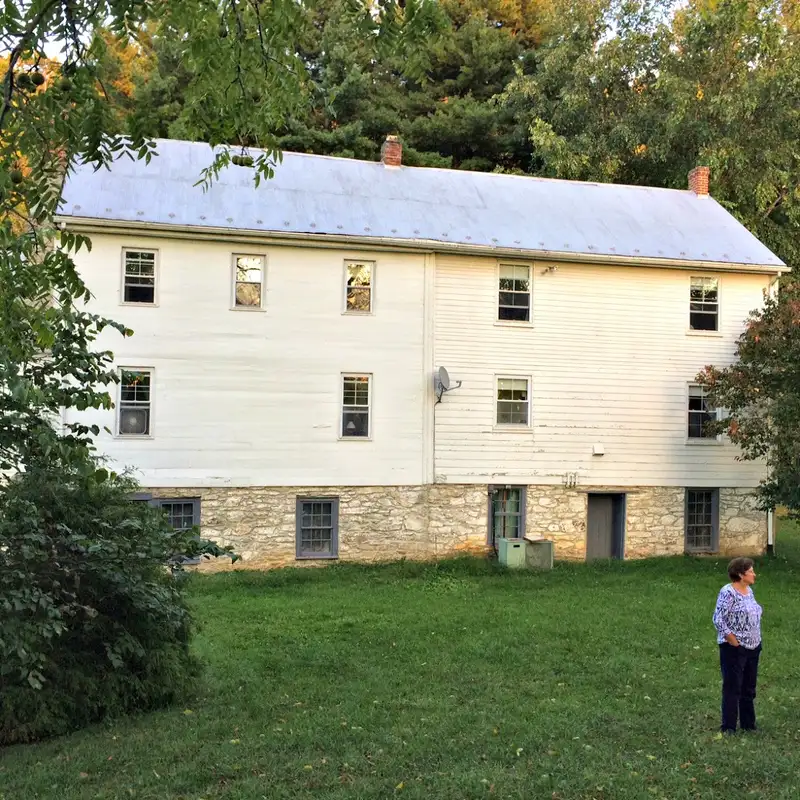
left=55, top=215, right=790, bottom=274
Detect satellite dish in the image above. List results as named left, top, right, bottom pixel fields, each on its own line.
left=435, top=366, right=462, bottom=404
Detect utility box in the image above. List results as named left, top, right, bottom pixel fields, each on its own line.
left=524, top=538, right=554, bottom=570
left=498, top=537, right=526, bottom=568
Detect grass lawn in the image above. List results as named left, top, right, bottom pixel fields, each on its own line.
left=3, top=526, right=800, bottom=800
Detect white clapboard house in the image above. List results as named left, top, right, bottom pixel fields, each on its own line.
left=56, top=137, right=787, bottom=567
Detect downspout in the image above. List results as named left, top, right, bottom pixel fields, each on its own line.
left=767, top=509, right=775, bottom=556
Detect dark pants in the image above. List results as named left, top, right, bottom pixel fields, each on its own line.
left=719, top=642, right=762, bottom=732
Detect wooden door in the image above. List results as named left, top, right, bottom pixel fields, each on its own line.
left=587, top=494, right=614, bottom=560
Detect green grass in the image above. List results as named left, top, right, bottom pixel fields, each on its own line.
left=4, top=526, right=800, bottom=800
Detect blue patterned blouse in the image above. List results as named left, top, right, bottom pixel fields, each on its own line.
left=712, top=584, right=762, bottom=649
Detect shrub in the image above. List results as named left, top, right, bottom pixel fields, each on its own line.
left=0, top=457, right=235, bottom=744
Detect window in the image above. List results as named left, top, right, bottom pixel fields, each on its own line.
left=133, top=496, right=201, bottom=563
left=344, top=260, right=374, bottom=313
left=341, top=374, right=371, bottom=438
left=296, top=497, right=339, bottom=559
left=498, top=264, right=531, bottom=322
left=233, top=254, right=264, bottom=308
left=690, top=277, right=719, bottom=331
left=118, top=369, right=152, bottom=436
left=123, top=249, right=156, bottom=304
left=685, top=489, right=719, bottom=552
left=688, top=385, right=719, bottom=439
left=158, top=499, right=200, bottom=531
left=489, top=486, right=526, bottom=548
left=496, top=377, right=530, bottom=426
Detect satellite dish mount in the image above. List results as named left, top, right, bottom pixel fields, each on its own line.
left=435, top=366, right=462, bottom=404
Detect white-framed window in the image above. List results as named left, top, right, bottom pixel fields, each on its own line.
left=344, top=260, right=374, bottom=313
left=122, top=249, right=157, bottom=304
left=688, top=384, right=719, bottom=440
left=496, top=377, right=530, bottom=426
left=498, top=264, right=531, bottom=322
left=341, top=374, right=371, bottom=438
left=233, top=254, right=265, bottom=309
left=118, top=368, right=153, bottom=437
left=690, top=277, right=719, bottom=331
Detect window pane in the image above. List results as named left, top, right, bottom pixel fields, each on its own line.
left=121, top=371, right=150, bottom=398
left=346, top=287, right=371, bottom=312
left=342, top=409, right=369, bottom=437
left=125, top=252, right=155, bottom=275
left=161, top=501, right=197, bottom=531
left=236, top=256, right=263, bottom=283
left=690, top=311, right=718, bottom=331
left=119, top=407, right=150, bottom=435
left=346, top=263, right=372, bottom=288
left=497, top=401, right=528, bottom=425
left=343, top=377, right=370, bottom=406
left=499, top=305, right=530, bottom=322
left=236, top=281, right=261, bottom=307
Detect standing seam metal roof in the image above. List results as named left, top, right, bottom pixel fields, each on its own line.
left=57, top=138, right=785, bottom=269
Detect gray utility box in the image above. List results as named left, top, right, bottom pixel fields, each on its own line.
left=524, top=537, right=554, bottom=570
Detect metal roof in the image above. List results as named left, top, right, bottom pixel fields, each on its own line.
left=58, top=138, right=785, bottom=270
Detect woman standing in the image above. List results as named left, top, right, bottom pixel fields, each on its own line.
left=712, top=557, right=763, bottom=734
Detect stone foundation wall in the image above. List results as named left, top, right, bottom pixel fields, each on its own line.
left=146, top=484, right=767, bottom=570
left=148, top=484, right=489, bottom=571
left=719, top=488, right=767, bottom=556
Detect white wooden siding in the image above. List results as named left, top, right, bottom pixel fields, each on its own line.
left=68, top=235, right=428, bottom=487
left=434, top=255, right=771, bottom=487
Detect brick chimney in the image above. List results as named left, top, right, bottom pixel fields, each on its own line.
left=381, top=135, right=402, bottom=167
left=688, top=166, right=710, bottom=196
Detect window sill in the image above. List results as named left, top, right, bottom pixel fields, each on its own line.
left=115, top=434, right=154, bottom=440
left=120, top=301, right=158, bottom=308
left=230, top=306, right=267, bottom=312
left=338, top=436, right=372, bottom=442
left=342, top=310, right=374, bottom=317
left=296, top=553, right=339, bottom=560
left=685, top=438, right=723, bottom=446
left=492, top=425, right=533, bottom=433
left=494, top=320, right=533, bottom=329
left=686, top=329, right=723, bottom=338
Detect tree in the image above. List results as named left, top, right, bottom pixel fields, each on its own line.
left=103, top=0, right=556, bottom=169
left=501, top=0, right=800, bottom=267
left=698, top=280, right=800, bottom=515
left=0, top=0, right=439, bottom=741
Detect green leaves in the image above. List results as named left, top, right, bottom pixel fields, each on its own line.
left=699, top=279, right=800, bottom=514
left=0, top=458, right=236, bottom=744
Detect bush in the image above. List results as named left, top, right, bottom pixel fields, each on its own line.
left=0, top=458, right=235, bottom=744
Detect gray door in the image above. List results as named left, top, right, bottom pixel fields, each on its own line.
left=587, top=495, right=614, bottom=559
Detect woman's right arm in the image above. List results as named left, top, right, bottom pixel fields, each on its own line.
left=713, top=590, right=739, bottom=646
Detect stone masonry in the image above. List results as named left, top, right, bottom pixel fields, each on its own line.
left=147, top=484, right=767, bottom=570
left=148, top=484, right=489, bottom=571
